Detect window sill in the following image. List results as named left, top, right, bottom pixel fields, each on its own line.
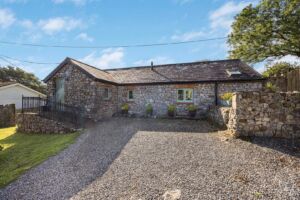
left=176, top=101, right=194, bottom=104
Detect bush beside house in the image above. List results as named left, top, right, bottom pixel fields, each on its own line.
left=0, top=104, right=15, bottom=128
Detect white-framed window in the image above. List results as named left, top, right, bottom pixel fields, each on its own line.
left=103, top=88, right=111, bottom=100
left=177, top=89, right=193, bottom=102
left=128, top=90, right=134, bottom=100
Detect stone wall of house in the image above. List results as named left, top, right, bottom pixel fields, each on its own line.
left=17, top=113, right=76, bottom=134
left=0, top=104, right=15, bottom=128
left=207, top=106, right=231, bottom=128
left=47, top=63, right=118, bottom=120
left=218, top=82, right=263, bottom=96
left=228, top=91, right=300, bottom=138
left=117, top=82, right=263, bottom=117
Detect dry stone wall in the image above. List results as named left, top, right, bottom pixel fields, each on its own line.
left=17, top=113, right=76, bottom=134
left=207, top=106, right=231, bottom=128
left=228, top=91, right=300, bottom=138
left=0, top=104, right=15, bottom=128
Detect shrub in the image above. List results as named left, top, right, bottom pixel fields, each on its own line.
left=0, top=145, right=3, bottom=151
left=187, top=104, right=197, bottom=117
left=265, top=82, right=277, bottom=92
left=187, top=104, right=197, bottom=112
left=220, top=93, right=233, bottom=101
left=167, top=104, right=176, bottom=117
left=146, top=104, right=153, bottom=115
left=121, top=103, right=129, bottom=114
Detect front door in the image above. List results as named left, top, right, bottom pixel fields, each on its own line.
left=55, top=78, right=65, bottom=103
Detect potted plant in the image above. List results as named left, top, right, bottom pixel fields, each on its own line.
left=187, top=104, right=197, bottom=117
left=146, top=103, right=153, bottom=116
left=167, top=104, right=176, bottom=117
left=220, top=93, right=233, bottom=106
left=121, top=103, right=129, bottom=114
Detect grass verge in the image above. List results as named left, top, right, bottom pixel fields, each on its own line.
left=0, top=126, right=80, bottom=188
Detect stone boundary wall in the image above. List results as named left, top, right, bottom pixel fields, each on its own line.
left=0, top=104, right=15, bottom=128
left=228, top=91, right=300, bottom=138
left=17, top=113, right=76, bottom=134
left=207, top=106, right=231, bottom=128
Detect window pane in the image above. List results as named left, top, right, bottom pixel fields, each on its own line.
left=104, top=88, right=109, bottom=99
left=128, top=90, right=133, bottom=99
left=177, top=90, right=184, bottom=101
left=185, top=90, right=193, bottom=101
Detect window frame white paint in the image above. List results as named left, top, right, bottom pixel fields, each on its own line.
left=177, top=88, right=194, bottom=103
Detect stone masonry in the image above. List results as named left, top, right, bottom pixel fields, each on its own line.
left=46, top=62, right=263, bottom=119
left=228, top=91, right=300, bottom=138
left=47, top=63, right=118, bottom=120
left=118, top=82, right=262, bottom=117
left=17, top=113, right=76, bottom=134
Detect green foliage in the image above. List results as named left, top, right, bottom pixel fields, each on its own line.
left=187, top=104, right=197, bottom=112
left=167, top=104, right=176, bottom=112
left=146, top=104, right=153, bottom=115
left=228, top=0, right=300, bottom=63
left=121, top=103, right=129, bottom=111
left=262, top=62, right=298, bottom=78
left=0, top=145, right=3, bottom=151
left=265, top=82, right=277, bottom=92
left=0, top=126, right=79, bottom=187
left=220, top=93, right=234, bottom=101
left=0, top=66, right=46, bottom=94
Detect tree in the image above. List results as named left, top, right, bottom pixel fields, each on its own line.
left=262, top=62, right=298, bottom=77
left=228, top=0, right=300, bottom=63
left=0, top=66, right=46, bottom=94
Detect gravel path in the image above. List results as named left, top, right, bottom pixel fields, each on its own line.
left=0, top=118, right=299, bottom=200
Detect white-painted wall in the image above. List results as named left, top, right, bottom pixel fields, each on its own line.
left=0, top=85, right=45, bottom=109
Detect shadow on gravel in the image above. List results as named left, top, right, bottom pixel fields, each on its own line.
left=239, top=136, right=300, bottom=158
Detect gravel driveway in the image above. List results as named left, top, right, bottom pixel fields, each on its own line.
left=0, top=118, right=299, bottom=200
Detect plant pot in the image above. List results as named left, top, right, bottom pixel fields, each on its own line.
left=168, top=111, right=175, bottom=117
left=189, top=110, right=197, bottom=118
left=121, top=109, right=128, bottom=115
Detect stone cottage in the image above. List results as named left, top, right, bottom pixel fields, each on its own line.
left=44, top=57, right=264, bottom=120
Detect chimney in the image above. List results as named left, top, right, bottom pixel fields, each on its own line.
left=151, top=61, right=154, bottom=70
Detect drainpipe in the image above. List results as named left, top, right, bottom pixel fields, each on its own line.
left=214, top=82, right=218, bottom=106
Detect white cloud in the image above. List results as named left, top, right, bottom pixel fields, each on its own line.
left=81, top=48, right=125, bottom=68
left=38, top=17, right=82, bottom=35
left=76, top=32, right=93, bottom=42
left=171, top=31, right=206, bottom=42
left=209, top=1, right=252, bottom=30
left=134, top=56, right=174, bottom=66
left=19, top=19, right=33, bottom=29
left=0, top=8, right=16, bottom=28
left=273, top=55, right=300, bottom=64
left=52, top=0, right=94, bottom=6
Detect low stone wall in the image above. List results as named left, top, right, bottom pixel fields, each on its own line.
left=228, top=91, right=300, bottom=138
left=17, top=113, right=76, bottom=134
left=0, top=104, right=15, bottom=128
left=207, top=106, right=231, bottom=128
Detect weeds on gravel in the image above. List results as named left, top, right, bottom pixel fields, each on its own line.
left=254, top=191, right=263, bottom=198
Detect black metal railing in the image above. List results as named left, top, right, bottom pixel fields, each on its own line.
left=22, top=96, right=85, bottom=128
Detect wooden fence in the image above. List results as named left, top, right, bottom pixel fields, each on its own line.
left=287, top=68, right=300, bottom=92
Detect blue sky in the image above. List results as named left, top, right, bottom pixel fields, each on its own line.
left=0, top=0, right=298, bottom=79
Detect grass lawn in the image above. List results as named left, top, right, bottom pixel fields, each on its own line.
left=0, top=126, right=80, bottom=188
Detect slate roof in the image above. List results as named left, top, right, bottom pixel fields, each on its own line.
left=44, top=57, right=264, bottom=85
